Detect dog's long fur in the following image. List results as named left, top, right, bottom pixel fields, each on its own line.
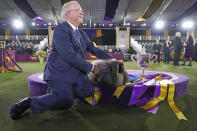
left=88, top=60, right=130, bottom=88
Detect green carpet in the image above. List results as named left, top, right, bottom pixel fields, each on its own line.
left=0, top=61, right=197, bottom=131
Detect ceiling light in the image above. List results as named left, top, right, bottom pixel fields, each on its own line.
left=141, top=23, right=146, bottom=26
left=155, top=20, right=165, bottom=30
left=181, top=20, right=194, bottom=29
left=125, top=23, right=130, bottom=26
left=12, top=19, right=23, bottom=29
left=109, top=23, right=113, bottom=27
left=31, top=22, right=35, bottom=26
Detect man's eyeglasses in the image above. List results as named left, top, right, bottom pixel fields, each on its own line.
left=70, top=8, right=83, bottom=12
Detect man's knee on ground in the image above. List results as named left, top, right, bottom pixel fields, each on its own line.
left=55, top=95, right=73, bottom=110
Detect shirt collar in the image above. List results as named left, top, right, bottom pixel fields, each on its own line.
left=66, top=21, right=78, bottom=31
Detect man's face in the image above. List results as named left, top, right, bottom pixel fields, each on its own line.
left=67, top=3, right=84, bottom=26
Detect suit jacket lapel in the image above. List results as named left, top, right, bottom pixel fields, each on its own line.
left=63, top=22, right=81, bottom=49
left=63, top=22, right=85, bottom=55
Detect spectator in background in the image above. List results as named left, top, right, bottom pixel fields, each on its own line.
left=116, top=48, right=121, bottom=53
left=22, top=44, right=27, bottom=54
left=181, top=34, right=195, bottom=66
left=173, top=32, right=183, bottom=66
left=153, top=39, right=162, bottom=63
left=195, top=41, right=197, bottom=61
left=163, top=39, right=171, bottom=64
left=33, top=45, right=38, bottom=53
left=182, top=40, right=187, bottom=54
left=107, top=48, right=113, bottom=53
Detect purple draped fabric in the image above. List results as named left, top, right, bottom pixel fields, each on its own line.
left=104, top=0, right=120, bottom=21
left=13, top=0, right=43, bottom=20
left=173, top=0, right=197, bottom=21
left=128, top=85, right=149, bottom=106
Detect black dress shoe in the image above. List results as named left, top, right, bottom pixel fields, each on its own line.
left=10, top=97, right=31, bottom=120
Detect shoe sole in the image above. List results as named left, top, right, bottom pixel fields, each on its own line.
left=10, top=104, right=19, bottom=120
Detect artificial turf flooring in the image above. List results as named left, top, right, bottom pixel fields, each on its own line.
left=0, top=61, right=197, bottom=131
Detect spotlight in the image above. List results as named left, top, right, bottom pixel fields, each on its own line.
left=31, top=22, right=36, bottom=26
left=12, top=19, right=23, bottom=29
left=155, top=20, right=165, bottom=30
left=181, top=20, right=194, bottom=29
left=125, top=23, right=130, bottom=26
left=141, top=23, right=146, bottom=26
left=82, top=23, right=87, bottom=26
left=109, top=23, right=113, bottom=27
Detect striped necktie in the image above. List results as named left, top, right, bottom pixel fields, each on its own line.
left=74, top=29, right=83, bottom=54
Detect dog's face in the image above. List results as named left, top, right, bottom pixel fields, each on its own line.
left=88, top=60, right=130, bottom=88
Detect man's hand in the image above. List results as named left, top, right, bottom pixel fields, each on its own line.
left=93, top=65, right=99, bottom=75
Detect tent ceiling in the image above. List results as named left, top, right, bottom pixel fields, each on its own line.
left=0, top=0, right=197, bottom=26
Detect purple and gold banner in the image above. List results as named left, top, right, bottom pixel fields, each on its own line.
left=0, top=49, right=16, bottom=71
left=5, top=50, right=15, bottom=67
left=84, top=73, right=188, bottom=121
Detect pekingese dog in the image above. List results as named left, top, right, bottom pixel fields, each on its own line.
left=88, top=60, right=130, bottom=88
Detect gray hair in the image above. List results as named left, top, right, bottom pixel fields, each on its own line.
left=175, top=32, right=181, bottom=37
left=61, top=1, right=78, bottom=20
